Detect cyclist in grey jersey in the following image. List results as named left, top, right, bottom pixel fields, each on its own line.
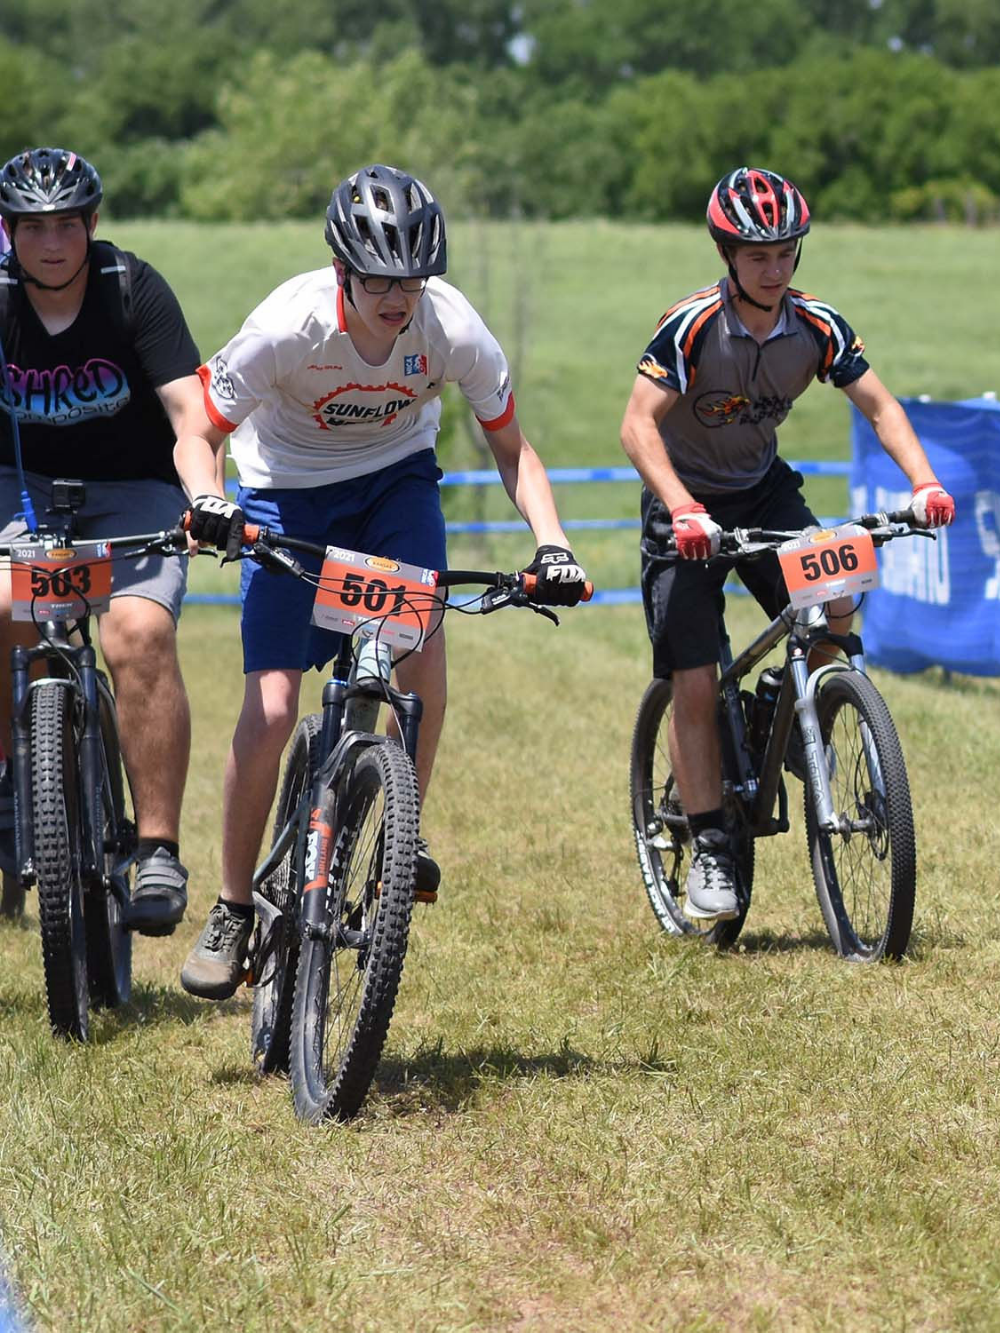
left=620, top=166, right=955, bottom=922
left=637, top=277, right=869, bottom=494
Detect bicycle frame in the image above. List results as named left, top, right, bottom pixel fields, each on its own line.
left=716, top=599, right=869, bottom=842
left=251, top=631, right=423, bottom=954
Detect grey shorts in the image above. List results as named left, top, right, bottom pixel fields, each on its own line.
left=0, top=467, right=189, bottom=622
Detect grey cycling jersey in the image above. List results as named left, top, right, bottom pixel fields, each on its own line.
left=637, top=277, right=869, bottom=498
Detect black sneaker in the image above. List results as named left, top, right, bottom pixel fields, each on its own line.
left=180, top=901, right=254, bottom=1000
left=415, top=837, right=440, bottom=904
left=128, top=848, right=188, bottom=936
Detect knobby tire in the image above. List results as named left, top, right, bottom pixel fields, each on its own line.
left=251, top=713, right=323, bottom=1075
left=84, top=678, right=133, bottom=1009
left=32, top=684, right=89, bottom=1039
left=630, top=677, right=752, bottom=948
left=290, top=740, right=419, bottom=1123
left=804, top=670, right=916, bottom=962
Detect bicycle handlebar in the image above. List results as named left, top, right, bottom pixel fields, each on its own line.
left=182, top=514, right=594, bottom=605
left=661, top=510, right=932, bottom=560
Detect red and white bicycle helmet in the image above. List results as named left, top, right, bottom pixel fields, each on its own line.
left=707, top=167, right=810, bottom=245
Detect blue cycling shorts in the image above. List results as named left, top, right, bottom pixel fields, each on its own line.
left=238, top=449, right=447, bottom=674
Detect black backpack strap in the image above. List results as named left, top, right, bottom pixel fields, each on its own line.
left=91, top=238, right=135, bottom=340
left=0, top=242, right=134, bottom=343
left=0, top=252, right=14, bottom=343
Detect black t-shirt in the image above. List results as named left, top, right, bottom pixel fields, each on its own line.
left=0, top=248, right=200, bottom=484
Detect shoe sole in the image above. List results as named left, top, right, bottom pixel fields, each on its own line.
left=179, top=971, right=243, bottom=1001
left=683, top=901, right=740, bottom=922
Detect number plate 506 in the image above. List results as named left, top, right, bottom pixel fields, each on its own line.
left=777, top=524, right=878, bottom=610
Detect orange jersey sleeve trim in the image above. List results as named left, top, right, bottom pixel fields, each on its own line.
left=197, top=363, right=239, bottom=434
left=476, top=393, right=516, bottom=431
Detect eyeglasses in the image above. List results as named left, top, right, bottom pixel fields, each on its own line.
left=352, top=273, right=427, bottom=295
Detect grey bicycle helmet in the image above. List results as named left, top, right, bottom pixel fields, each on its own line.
left=0, top=147, right=103, bottom=220
left=324, top=164, right=446, bottom=278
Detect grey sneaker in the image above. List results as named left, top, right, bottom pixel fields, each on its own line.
left=415, top=837, right=440, bottom=903
left=684, top=829, right=739, bottom=921
left=128, top=848, right=188, bottom=936
left=180, top=901, right=254, bottom=1000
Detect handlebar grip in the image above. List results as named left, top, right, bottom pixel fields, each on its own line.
left=521, top=572, right=594, bottom=602
left=181, top=509, right=262, bottom=545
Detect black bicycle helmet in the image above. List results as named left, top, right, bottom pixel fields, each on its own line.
left=0, top=147, right=103, bottom=221
left=707, top=166, right=810, bottom=245
left=324, top=164, right=446, bottom=278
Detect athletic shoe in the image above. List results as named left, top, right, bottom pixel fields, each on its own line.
left=127, top=848, right=188, bottom=936
left=180, top=901, right=253, bottom=1000
left=684, top=829, right=739, bottom=921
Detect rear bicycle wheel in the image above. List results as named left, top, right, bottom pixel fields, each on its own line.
left=290, top=741, right=419, bottom=1123
left=251, top=713, right=323, bottom=1075
left=31, top=683, right=89, bottom=1039
left=85, top=679, right=133, bottom=1009
left=804, top=671, right=915, bottom=962
left=629, top=677, right=752, bottom=948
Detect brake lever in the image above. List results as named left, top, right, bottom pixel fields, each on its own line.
left=480, top=585, right=559, bottom=624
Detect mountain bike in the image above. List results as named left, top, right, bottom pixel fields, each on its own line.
left=0, top=479, right=185, bottom=1037
left=630, top=510, right=930, bottom=963
left=234, top=521, right=591, bottom=1122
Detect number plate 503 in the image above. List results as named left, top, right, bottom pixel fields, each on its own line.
left=777, top=523, right=878, bottom=610
left=311, top=547, right=439, bottom=649
left=9, top=542, right=113, bottom=621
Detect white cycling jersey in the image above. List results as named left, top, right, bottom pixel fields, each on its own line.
left=198, top=269, right=514, bottom=489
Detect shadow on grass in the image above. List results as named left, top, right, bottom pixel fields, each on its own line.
left=731, top=926, right=834, bottom=955
left=372, top=1038, right=676, bottom=1116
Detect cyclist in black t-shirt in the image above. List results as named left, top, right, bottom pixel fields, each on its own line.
left=0, top=147, right=218, bottom=936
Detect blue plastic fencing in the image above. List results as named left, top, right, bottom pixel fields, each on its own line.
left=193, top=460, right=850, bottom=608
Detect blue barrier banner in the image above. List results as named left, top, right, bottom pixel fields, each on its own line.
left=851, top=395, right=1000, bottom=676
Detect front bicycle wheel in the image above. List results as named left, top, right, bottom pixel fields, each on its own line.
left=251, top=712, right=323, bottom=1076
left=84, top=679, right=133, bottom=1009
left=804, top=671, right=915, bottom=962
left=32, top=683, right=89, bottom=1039
left=629, top=678, right=752, bottom=948
left=290, top=741, right=419, bottom=1123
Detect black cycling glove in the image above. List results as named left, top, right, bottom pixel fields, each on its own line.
left=188, top=494, right=245, bottom=562
left=522, top=544, right=588, bottom=607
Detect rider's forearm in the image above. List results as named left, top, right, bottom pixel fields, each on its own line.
left=620, top=420, right=696, bottom=513
left=174, top=432, right=228, bottom=502
left=871, top=399, right=940, bottom=488
left=497, top=444, right=571, bottom=547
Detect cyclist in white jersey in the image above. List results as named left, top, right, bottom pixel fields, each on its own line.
left=176, top=164, right=589, bottom=999
left=620, top=166, right=955, bottom=923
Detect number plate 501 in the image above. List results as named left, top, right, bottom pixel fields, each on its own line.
left=777, top=523, right=878, bottom=610
left=311, top=547, right=439, bottom=649
left=9, top=542, right=113, bottom=621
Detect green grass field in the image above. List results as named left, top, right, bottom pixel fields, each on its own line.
left=2, top=222, right=1000, bottom=1331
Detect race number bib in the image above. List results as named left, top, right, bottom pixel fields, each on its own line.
left=9, top=542, right=113, bottom=621
left=311, top=546, right=439, bottom=649
left=777, top=524, right=878, bottom=611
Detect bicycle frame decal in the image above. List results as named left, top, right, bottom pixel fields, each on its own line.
left=312, top=546, right=439, bottom=649
left=10, top=541, right=113, bottom=621
left=303, top=806, right=334, bottom=893
left=777, top=523, right=877, bottom=610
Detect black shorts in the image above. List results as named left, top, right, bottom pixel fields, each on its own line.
left=640, top=457, right=817, bottom=677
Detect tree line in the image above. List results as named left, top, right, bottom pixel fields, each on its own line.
left=3, top=0, right=999, bottom=223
